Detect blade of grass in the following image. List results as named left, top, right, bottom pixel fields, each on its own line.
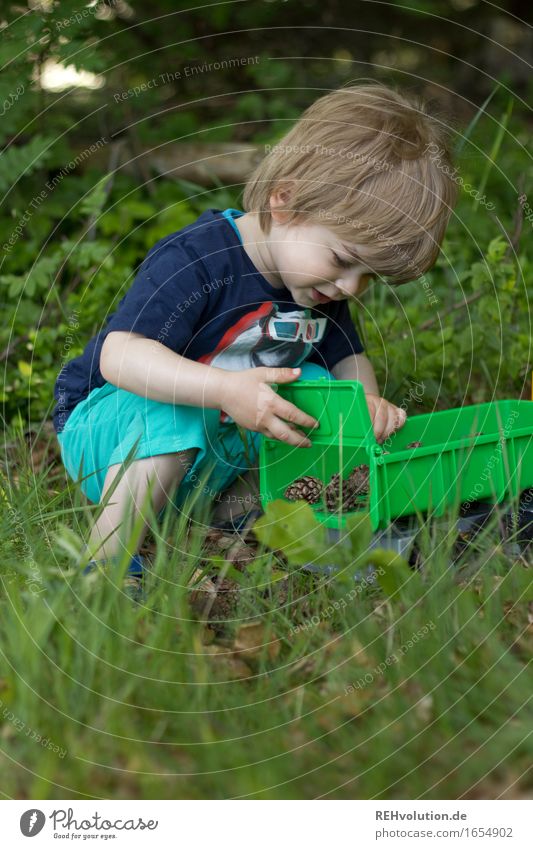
left=473, top=97, right=513, bottom=211
left=454, top=82, right=501, bottom=157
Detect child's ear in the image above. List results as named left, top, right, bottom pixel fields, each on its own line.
left=269, top=181, right=295, bottom=224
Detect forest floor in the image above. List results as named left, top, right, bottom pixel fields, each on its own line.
left=0, top=422, right=531, bottom=800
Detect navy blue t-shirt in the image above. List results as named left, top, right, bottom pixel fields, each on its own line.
left=53, top=208, right=364, bottom=432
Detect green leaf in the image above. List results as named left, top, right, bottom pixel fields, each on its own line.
left=344, top=511, right=373, bottom=565
left=200, top=556, right=248, bottom=585
left=1, top=252, right=62, bottom=299
left=486, top=236, right=507, bottom=264
left=0, top=136, right=55, bottom=193
left=17, top=360, right=32, bottom=378
left=370, top=549, right=412, bottom=597
left=253, top=499, right=329, bottom=566
left=79, top=173, right=111, bottom=219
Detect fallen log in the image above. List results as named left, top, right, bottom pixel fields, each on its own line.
left=68, top=140, right=265, bottom=187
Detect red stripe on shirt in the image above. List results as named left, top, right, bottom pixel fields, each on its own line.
left=198, top=301, right=273, bottom=364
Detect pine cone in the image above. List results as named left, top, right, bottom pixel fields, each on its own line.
left=284, top=475, right=323, bottom=505
left=325, top=465, right=370, bottom=512
left=344, top=464, right=370, bottom=507
left=324, top=472, right=342, bottom=512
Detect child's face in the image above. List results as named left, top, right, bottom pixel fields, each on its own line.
left=268, top=218, right=375, bottom=308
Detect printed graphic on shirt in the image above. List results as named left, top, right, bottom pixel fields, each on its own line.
left=199, top=302, right=327, bottom=370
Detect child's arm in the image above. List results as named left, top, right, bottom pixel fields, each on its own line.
left=100, top=331, right=318, bottom=447
left=332, top=353, right=406, bottom=443
left=332, top=352, right=380, bottom=394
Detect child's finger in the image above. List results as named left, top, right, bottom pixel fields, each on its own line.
left=389, top=406, right=406, bottom=434
left=261, top=366, right=302, bottom=386
left=372, top=403, right=389, bottom=442
left=274, top=397, right=319, bottom=430
left=395, top=407, right=407, bottom=429
left=267, top=415, right=312, bottom=447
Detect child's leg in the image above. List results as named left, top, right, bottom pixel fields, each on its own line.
left=57, top=382, right=223, bottom=564
left=210, top=468, right=261, bottom=526
left=89, top=449, right=197, bottom=560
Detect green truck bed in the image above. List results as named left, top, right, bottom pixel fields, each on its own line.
left=259, top=379, right=533, bottom=531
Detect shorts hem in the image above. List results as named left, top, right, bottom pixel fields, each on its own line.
left=107, top=437, right=205, bottom=468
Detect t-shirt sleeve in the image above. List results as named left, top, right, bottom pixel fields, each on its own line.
left=309, top=300, right=364, bottom=371
left=104, top=243, right=208, bottom=352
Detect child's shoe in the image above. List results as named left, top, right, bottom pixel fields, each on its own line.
left=209, top=508, right=263, bottom=535
left=83, top=553, right=147, bottom=602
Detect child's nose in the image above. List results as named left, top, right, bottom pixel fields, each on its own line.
left=335, top=271, right=372, bottom=297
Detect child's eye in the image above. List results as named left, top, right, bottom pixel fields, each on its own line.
left=332, top=251, right=352, bottom=269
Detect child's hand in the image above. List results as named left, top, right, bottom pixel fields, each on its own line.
left=365, top=393, right=407, bottom=443
left=219, top=366, right=318, bottom=447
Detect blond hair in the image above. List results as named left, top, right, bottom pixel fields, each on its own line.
left=242, top=83, right=458, bottom=283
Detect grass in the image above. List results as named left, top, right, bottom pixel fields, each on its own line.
left=0, top=423, right=532, bottom=800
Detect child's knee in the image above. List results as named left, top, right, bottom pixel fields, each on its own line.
left=140, top=448, right=199, bottom=480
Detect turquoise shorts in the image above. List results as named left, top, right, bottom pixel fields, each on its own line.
left=56, top=362, right=333, bottom=507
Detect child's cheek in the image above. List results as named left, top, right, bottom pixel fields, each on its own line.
left=309, top=263, right=335, bottom=285
left=278, top=242, right=332, bottom=288
left=291, top=248, right=330, bottom=283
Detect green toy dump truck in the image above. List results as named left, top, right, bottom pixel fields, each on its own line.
left=259, top=379, right=533, bottom=533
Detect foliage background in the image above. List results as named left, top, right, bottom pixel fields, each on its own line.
left=1, top=0, right=532, bottom=427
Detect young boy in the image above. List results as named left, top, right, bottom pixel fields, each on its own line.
left=53, top=83, right=458, bottom=576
